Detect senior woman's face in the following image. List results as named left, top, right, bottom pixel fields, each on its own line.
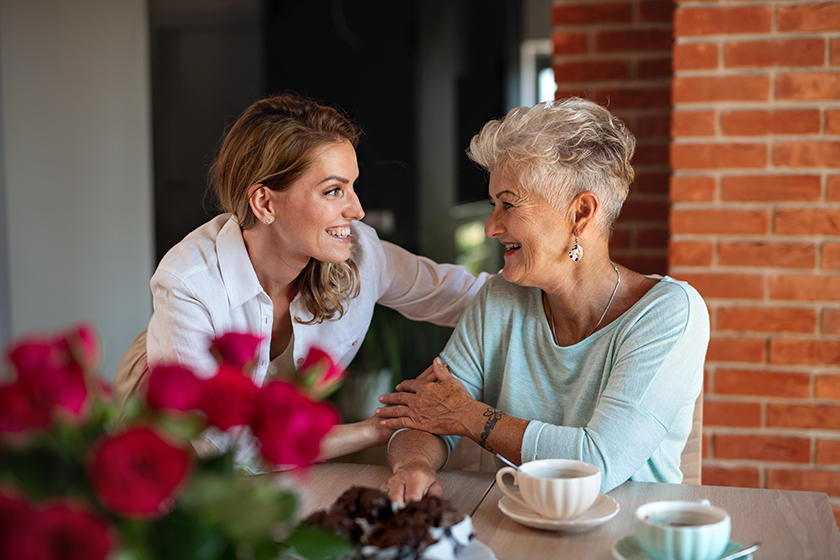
left=485, top=168, right=571, bottom=289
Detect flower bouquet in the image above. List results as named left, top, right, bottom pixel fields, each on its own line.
left=0, top=323, right=355, bottom=560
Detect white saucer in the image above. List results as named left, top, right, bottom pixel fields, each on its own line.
left=497, top=494, right=619, bottom=531
left=612, top=536, right=754, bottom=560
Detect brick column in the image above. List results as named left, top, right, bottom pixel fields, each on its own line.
left=671, top=1, right=840, bottom=524
left=552, top=0, right=674, bottom=274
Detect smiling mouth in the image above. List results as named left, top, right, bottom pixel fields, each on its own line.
left=504, top=243, right=521, bottom=255
left=326, top=227, right=351, bottom=239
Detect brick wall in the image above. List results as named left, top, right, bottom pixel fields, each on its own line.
left=552, top=0, right=674, bottom=275
left=670, top=1, right=840, bottom=526
left=552, top=0, right=840, bottom=528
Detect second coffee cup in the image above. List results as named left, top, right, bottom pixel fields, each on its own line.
left=495, top=458, right=601, bottom=520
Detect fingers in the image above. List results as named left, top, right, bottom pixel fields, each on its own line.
left=395, top=379, right=420, bottom=393
left=432, top=357, right=452, bottom=381
left=381, top=477, right=406, bottom=504
left=414, top=364, right=436, bottom=383
left=378, top=391, right=409, bottom=406
left=425, top=479, right=444, bottom=499
left=377, top=417, right=414, bottom=430
left=374, top=404, right=409, bottom=419
left=382, top=469, right=442, bottom=504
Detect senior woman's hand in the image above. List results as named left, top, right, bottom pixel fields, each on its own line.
left=375, top=358, right=476, bottom=436
left=381, top=457, right=444, bottom=503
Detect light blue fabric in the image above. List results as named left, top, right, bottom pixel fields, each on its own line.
left=439, top=274, right=709, bottom=492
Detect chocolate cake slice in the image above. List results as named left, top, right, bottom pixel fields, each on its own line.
left=302, top=487, right=474, bottom=560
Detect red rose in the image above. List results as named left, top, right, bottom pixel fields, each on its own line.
left=7, top=333, right=89, bottom=419
left=201, top=365, right=261, bottom=430
left=6, top=503, right=114, bottom=560
left=21, top=362, right=88, bottom=418
left=88, top=427, right=191, bottom=519
left=296, top=346, right=346, bottom=399
left=251, top=381, right=339, bottom=467
left=0, top=382, right=51, bottom=433
left=146, top=364, right=205, bottom=412
left=57, top=323, right=101, bottom=372
left=209, top=332, right=263, bottom=370
left=6, top=337, right=55, bottom=374
left=0, top=490, right=32, bottom=559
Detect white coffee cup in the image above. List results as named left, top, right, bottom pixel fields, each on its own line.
left=634, top=500, right=731, bottom=560
left=495, top=458, right=601, bottom=520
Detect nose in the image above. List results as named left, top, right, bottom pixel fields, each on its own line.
left=485, top=207, right=504, bottom=238
left=345, top=188, right=365, bottom=221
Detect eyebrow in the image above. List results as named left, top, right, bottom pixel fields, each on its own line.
left=317, top=175, right=351, bottom=185
left=493, top=189, right=520, bottom=199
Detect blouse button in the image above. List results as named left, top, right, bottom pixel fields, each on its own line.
left=297, top=358, right=304, bottom=365
left=352, top=340, right=358, bottom=346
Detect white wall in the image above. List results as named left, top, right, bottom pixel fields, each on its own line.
left=0, top=0, right=153, bottom=379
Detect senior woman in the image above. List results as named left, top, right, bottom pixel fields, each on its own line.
left=375, top=97, right=709, bottom=502
left=114, top=93, right=489, bottom=469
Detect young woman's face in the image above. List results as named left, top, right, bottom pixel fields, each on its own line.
left=484, top=167, right=572, bottom=289
left=269, top=140, right=363, bottom=267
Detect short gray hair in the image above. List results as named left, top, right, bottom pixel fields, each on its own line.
left=467, top=97, right=635, bottom=231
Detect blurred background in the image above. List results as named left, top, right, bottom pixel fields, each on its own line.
left=0, top=0, right=557, bottom=380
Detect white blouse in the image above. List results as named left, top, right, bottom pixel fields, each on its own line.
left=146, top=214, right=490, bottom=386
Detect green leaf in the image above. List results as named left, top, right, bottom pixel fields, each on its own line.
left=115, top=520, right=154, bottom=560
left=119, top=395, right=146, bottom=424
left=253, top=541, right=282, bottom=560
left=156, top=413, right=207, bottom=441
left=178, top=472, right=297, bottom=544
left=284, top=524, right=354, bottom=560
left=0, top=445, right=88, bottom=500
left=151, top=508, right=232, bottom=560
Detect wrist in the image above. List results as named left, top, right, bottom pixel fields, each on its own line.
left=463, top=398, right=491, bottom=442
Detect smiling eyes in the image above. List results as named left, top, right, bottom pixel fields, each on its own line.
left=489, top=199, right=514, bottom=210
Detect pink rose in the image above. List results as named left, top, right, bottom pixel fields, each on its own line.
left=296, top=346, right=346, bottom=399
left=209, top=332, right=263, bottom=370
left=251, top=381, right=339, bottom=467
left=6, top=503, right=114, bottom=560
left=0, top=382, right=51, bottom=433
left=146, top=364, right=205, bottom=412
left=201, top=365, right=261, bottom=430
left=88, top=427, right=191, bottom=519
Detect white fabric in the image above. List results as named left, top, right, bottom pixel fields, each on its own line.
left=147, top=214, right=489, bottom=382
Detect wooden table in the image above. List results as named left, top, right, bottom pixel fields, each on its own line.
left=276, top=462, right=840, bottom=560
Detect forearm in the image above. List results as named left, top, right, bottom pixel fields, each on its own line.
left=316, top=417, right=393, bottom=462
left=388, top=429, right=448, bottom=472
left=459, top=401, right=529, bottom=465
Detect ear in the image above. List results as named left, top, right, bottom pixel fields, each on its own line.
left=247, top=184, right=273, bottom=222
left=571, top=191, right=600, bottom=235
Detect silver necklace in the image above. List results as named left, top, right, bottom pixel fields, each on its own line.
left=548, top=261, right=621, bottom=344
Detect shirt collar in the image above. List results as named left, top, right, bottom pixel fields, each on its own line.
left=217, top=215, right=263, bottom=309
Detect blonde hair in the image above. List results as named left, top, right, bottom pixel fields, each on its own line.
left=467, top=97, right=635, bottom=231
left=211, top=93, right=361, bottom=324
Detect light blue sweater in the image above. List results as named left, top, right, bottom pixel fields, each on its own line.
left=440, top=274, right=709, bottom=492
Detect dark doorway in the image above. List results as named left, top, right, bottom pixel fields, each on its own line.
left=150, top=0, right=518, bottom=260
